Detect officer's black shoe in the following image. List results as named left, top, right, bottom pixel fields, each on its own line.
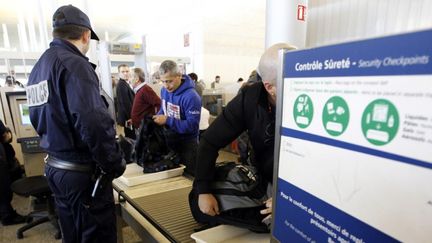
left=1, top=211, right=26, bottom=226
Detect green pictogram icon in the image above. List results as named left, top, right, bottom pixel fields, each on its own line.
left=322, top=96, right=350, bottom=136
left=293, top=94, right=314, bottom=129
left=361, top=99, right=399, bottom=146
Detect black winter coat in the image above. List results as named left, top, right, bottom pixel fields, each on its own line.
left=195, top=82, right=275, bottom=194
left=116, top=79, right=135, bottom=126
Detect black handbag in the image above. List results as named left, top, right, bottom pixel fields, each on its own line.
left=134, top=117, right=180, bottom=173
left=189, top=161, right=270, bottom=233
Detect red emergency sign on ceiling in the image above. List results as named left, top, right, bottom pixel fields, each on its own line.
left=297, top=5, right=306, bottom=21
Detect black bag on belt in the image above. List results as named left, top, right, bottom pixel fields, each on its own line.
left=189, top=161, right=270, bottom=233
left=135, top=117, right=180, bottom=173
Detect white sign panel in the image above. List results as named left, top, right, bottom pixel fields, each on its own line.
left=273, top=30, right=432, bottom=243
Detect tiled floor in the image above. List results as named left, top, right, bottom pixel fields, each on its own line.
left=1, top=151, right=239, bottom=243
left=0, top=194, right=142, bottom=243
left=0, top=194, right=61, bottom=243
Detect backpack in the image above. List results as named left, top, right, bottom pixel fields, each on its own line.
left=189, top=161, right=270, bottom=233
left=135, top=117, right=181, bottom=173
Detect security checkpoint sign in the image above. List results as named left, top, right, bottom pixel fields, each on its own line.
left=272, top=29, right=432, bottom=243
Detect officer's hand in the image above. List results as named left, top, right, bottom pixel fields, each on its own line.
left=112, top=158, right=127, bottom=178
left=260, top=197, right=272, bottom=223
left=152, top=115, right=167, bottom=125
left=198, top=193, right=220, bottom=216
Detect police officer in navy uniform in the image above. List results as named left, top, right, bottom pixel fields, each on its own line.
left=26, top=5, right=125, bottom=243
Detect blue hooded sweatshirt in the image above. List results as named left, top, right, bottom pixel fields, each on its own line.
left=158, top=74, right=201, bottom=142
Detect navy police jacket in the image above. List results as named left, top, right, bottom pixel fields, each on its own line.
left=26, top=38, right=122, bottom=173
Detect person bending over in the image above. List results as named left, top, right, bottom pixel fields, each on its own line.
left=194, top=43, right=296, bottom=222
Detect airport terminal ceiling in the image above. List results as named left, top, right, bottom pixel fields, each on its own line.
left=0, top=0, right=267, bottom=85
left=1, top=0, right=431, bottom=83
left=0, top=0, right=266, bottom=54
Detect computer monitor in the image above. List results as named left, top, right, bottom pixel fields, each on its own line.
left=7, top=92, right=38, bottom=138
left=19, top=103, right=31, bottom=125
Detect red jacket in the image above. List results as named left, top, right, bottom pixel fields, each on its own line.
left=131, top=84, right=161, bottom=128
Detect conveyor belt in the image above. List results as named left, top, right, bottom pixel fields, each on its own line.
left=131, top=187, right=202, bottom=243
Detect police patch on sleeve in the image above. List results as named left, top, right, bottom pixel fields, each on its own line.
left=26, top=80, right=49, bottom=107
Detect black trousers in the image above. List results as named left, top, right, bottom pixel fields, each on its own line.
left=0, top=163, right=14, bottom=219
left=172, top=140, right=197, bottom=176
left=45, top=166, right=116, bottom=243
left=124, top=126, right=136, bottom=140
left=0, top=160, right=22, bottom=220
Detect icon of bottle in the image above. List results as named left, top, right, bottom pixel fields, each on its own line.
left=366, top=113, right=371, bottom=124
left=388, top=115, right=394, bottom=128
left=327, top=103, right=335, bottom=114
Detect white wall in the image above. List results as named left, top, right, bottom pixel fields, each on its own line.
left=197, top=0, right=265, bottom=85
left=202, top=38, right=263, bottom=85
left=146, top=32, right=191, bottom=58
left=203, top=53, right=259, bottom=85
left=201, top=18, right=265, bottom=85
left=306, top=0, right=432, bottom=48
